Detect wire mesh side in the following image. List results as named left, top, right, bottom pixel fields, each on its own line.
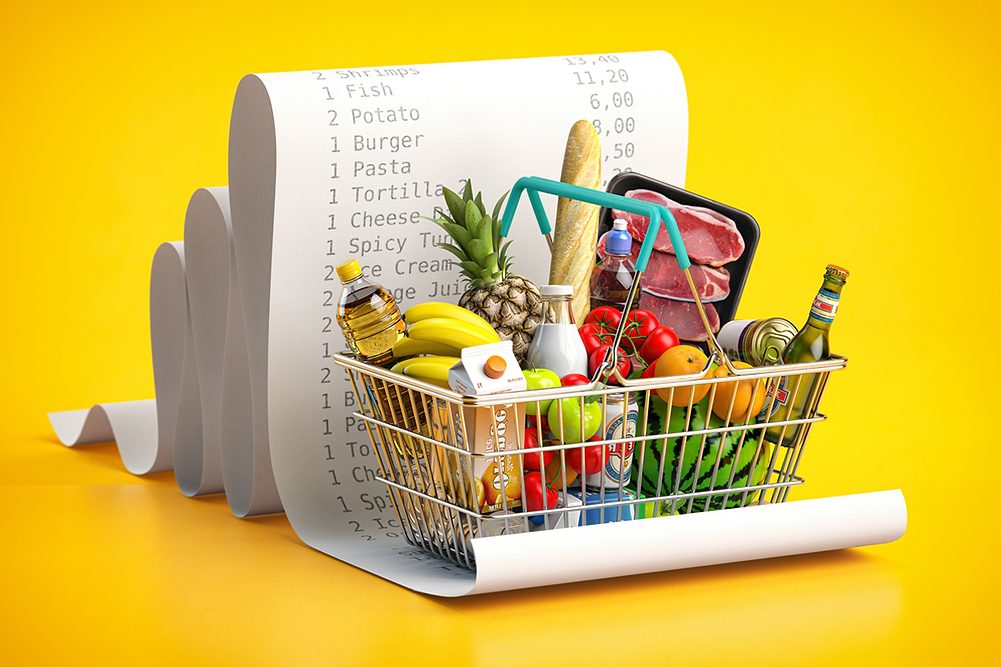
left=338, top=354, right=842, bottom=569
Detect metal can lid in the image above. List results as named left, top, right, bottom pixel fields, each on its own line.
left=479, top=511, right=529, bottom=537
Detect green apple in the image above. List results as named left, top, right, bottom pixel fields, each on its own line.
left=522, top=368, right=561, bottom=415
left=547, top=397, right=602, bottom=443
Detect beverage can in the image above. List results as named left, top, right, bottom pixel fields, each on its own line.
left=717, top=318, right=797, bottom=366
left=585, top=393, right=638, bottom=488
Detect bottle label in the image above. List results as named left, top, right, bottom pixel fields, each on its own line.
left=809, top=288, right=839, bottom=324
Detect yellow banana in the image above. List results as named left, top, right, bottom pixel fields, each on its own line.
left=390, top=355, right=459, bottom=375
left=407, top=317, right=499, bottom=348
left=402, top=359, right=457, bottom=387
left=392, top=336, right=462, bottom=360
left=404, top=303, right=499, bottom=340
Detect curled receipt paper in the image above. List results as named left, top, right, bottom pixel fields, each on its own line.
left=47, top=52, right=904, bottom=596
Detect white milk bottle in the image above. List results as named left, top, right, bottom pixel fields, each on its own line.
left=526, top=285, right=589, bottom=378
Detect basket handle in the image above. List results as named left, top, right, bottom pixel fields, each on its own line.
left=498, top=175, right=736, bottom=382
left=499, top=176, right=690, bottom=272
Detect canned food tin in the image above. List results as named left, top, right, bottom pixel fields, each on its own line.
left=717, top=318, right=797, bottom=366
left=585, top=393, right=637, bottom=488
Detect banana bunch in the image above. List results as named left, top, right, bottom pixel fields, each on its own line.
left=389, top=355, right=459, bottom=388
left=392, top=302, right=500, bottom=359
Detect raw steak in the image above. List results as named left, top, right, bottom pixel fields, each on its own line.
left=612, top=189, right=745, bottom=268
left=639, top=291, right=720, bottom=342
left=598, top=235, right=730, bottom=303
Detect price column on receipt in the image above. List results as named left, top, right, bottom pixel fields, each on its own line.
left=561, top=54, right=643, bottom=188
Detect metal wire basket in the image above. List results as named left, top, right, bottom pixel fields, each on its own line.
left=333, top=177, right=846, bottom=569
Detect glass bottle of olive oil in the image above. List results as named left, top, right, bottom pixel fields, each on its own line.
left=335, top=258, right=405, bottom=365
left=765, top=264, right=848, bottom=446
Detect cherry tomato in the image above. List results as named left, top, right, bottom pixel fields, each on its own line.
left=565, top=436, right=609, bottom=475
left=523, top=471, right=559, bottom=512
left=522, top=428, right=552, bottom=471
left=641, top=362, right=657, bottom=379
left=638, top=325, right=681, bottom=364
left=560, top=373, right=591, bottom=387
left=561, top=372, right=602, bottom=403
left=578, top=323, right=610, bottom=355
left=584, top=306, right=622, bottom=334
left=623, top=309, right=660, bottom=355
left=588, top=344, right=632, bottom=384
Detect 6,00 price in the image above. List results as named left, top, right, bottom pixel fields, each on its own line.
left=589, top=91, right=634, bottom=110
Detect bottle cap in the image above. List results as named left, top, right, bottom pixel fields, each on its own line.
left=605, top=218, right=633, bottom=256
left=483, top=355, right=507, bottom=379
left=825, top=264, right=849, bottom=280
left=541, top=284, right=573, bottom=297
left=336, top=259, right=363, bottom=283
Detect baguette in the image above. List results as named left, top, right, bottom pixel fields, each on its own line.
left=549, top=120, right=602, bottom=323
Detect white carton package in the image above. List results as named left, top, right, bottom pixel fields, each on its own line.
left=448, top=341, right=526, bottom=396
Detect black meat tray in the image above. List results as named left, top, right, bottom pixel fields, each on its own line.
left=598, top=171, right=760, bottom=331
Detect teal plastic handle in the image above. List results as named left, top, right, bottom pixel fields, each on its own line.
left=499, top=176, right=690, bottom=272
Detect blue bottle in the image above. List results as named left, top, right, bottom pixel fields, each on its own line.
left=590, top=219, right=639, bottom=312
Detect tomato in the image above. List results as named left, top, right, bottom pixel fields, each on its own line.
left=638, top=325, right=681, bottom=364
left=584, top=306, right=622, bottom=334
left=578, top=323, right=610, bottom=355
left=561, top=373, right=591, bottom=387
left=641, top=361, right=657, bottom=379
left=588, top=344, right=632, bottom=384
left=523, top=471, right=559, bottom=512
left=622, top=309, right=659, bottom=356
left=522, top=428, right=552, bottom=471
left=565, top=436, right=609, bottom=475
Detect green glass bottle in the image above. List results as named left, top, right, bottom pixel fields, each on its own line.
left=765, top=264, right=848, bottom=446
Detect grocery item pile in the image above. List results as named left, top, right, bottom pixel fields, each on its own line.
left=331, top=121, right=849, bottom=556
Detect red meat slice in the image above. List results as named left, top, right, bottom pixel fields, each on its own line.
left=612, top=189, right=745, bottom=268
left=639, top=291, right=720, bottom=342
left=598, top=235, right=730, bottom=303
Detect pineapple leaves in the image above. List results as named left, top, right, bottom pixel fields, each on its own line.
left=484, top=252, right=499, bottom=276
left=491, top=191, right=509, bottom=223
left=431, top=181, right=510, bottom=287
left=498, top=239, right=513, bottom=272
left=476, top=215, right=493, bottom=248
left=464, top=200, right=482, bottom=235
left=467, top=238, right=489, bottom=264
left=442, top=187, right=466, bottom=226
left=436, top=220, right=472, bottom=248
left=437, top=242, right=468, bottom=263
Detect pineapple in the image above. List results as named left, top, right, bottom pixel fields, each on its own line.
left=432, top=181, right=543, bottom=359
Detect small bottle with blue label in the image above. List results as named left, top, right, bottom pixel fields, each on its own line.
left=591, top=218, right=639, bottom=312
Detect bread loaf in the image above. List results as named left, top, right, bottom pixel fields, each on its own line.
left=549, top=120, right=601, bottom=323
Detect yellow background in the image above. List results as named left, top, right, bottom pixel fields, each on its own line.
left=2, top=1, right=997, bottom=664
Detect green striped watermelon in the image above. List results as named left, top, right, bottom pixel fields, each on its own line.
left=633, top=396, right=771, bottom=514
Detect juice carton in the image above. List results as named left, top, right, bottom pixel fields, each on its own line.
left=443, top=342, right=527, bottom=514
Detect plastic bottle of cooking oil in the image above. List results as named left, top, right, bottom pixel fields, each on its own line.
left=335, top=258, right=405, bottom=365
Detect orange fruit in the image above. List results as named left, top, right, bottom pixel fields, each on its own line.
left=654, top=345, right=710, bottom=406
left=709, top=361, right=767, bottom=424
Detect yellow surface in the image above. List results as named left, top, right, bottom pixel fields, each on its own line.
left=1, top=1, right=997, bottom=664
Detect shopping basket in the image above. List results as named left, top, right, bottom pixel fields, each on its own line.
left=333, top=176, right=846, bottom=569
